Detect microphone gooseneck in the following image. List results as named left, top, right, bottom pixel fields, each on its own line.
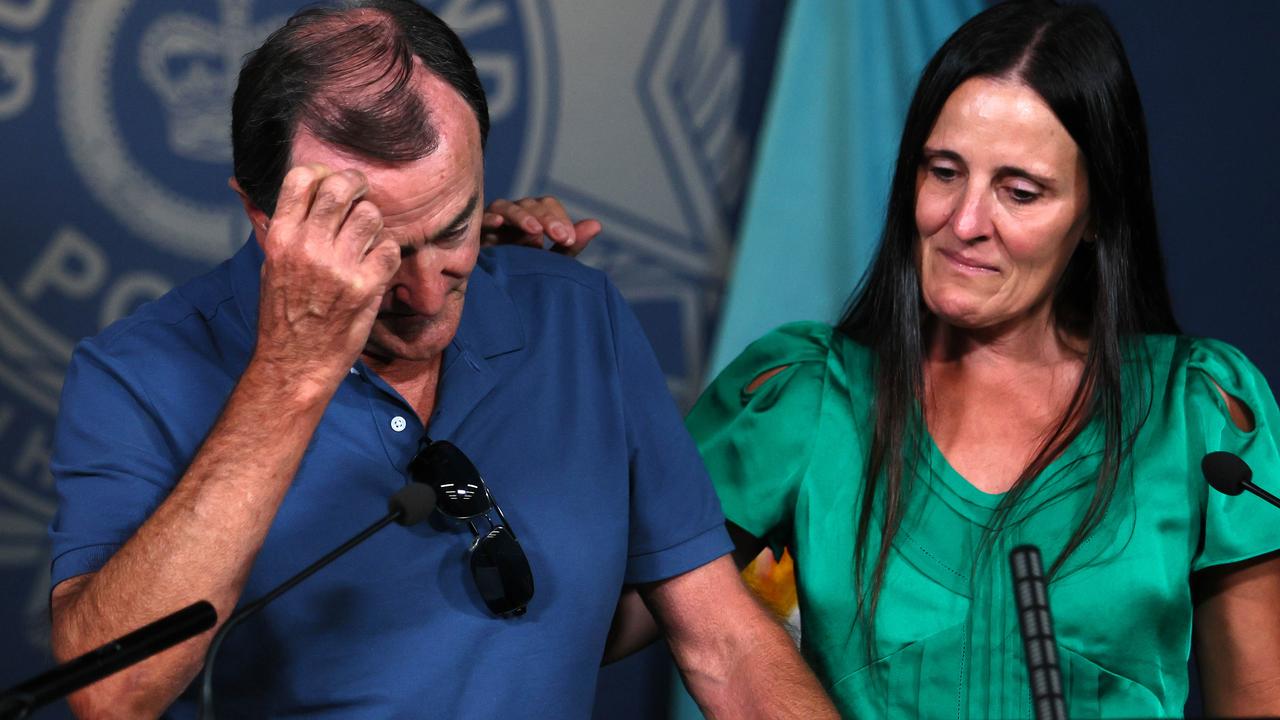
left=1010, top=545, right=1068, bottom=720
left=198, top=483, right=437, bottom=720
left=0, top=601, right=217, bottom=720
left=1202, top=451, right=1280, bottom=509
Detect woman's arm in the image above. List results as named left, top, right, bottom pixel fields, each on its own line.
left=1193, top=550, right=1280, bottom=716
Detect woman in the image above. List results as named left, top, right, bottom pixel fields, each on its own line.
left=492, top=1, right=1280, bottom=716
left=681, top=0, right=1280, bottom=717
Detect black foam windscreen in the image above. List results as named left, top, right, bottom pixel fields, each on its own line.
left=1010, top=545, right=1067, bottom=720
left=1201, top=451, right=1251, bottom=496
left=389, top=482, right=437, bottom=526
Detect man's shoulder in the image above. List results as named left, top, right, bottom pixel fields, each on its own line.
left=80, top=258, right=242, bottom=361
left=466, top=247, right=636, bottom=357
left=477, top=245, right=610, bottom=297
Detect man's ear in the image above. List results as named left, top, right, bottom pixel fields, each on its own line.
left=228, top=177, right=271, bottom=238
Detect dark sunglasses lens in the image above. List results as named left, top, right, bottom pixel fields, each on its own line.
left=409, top=441, right=490, bottom=518
left=470, top=526, right=534, bottom=617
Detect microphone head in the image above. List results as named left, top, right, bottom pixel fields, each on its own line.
left=1202, top=451, right=1251, bottom=496
left=389, top=483, right=437, bottom=526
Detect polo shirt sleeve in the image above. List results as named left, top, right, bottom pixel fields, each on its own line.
left=48, top=335, right=181, bottom=591
left=605, top=281, right=733, bottom=584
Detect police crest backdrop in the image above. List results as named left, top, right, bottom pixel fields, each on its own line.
left=3, top=1, right=1279, bottom=718
left=0, top=0, right=783, bottom=707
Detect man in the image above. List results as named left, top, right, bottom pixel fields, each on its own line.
left=46, top=1, right=837, bottom=718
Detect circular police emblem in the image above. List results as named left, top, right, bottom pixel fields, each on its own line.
left=0, top=0, right=555, bottom=679
left=55, top=0, right=555, bottom=266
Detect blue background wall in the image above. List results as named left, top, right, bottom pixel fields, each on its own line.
left=0, top=1, right=783, bottom=717
left=1098, top=0, right=1280, bottom=385
left=1, top=1, right=1276, bottom=718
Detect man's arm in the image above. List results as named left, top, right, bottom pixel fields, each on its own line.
left=603, top=522, right=768, bottom=665
left=639, top=555, right=837, bottom=719
left=50, top=165, right=399, bottom=719
left=1194, top=551, right=1280, bottom=717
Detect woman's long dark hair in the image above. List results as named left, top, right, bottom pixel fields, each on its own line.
left=837, top=0, right=1179, bottom=635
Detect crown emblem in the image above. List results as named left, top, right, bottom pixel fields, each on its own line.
left=138, top=0, right=283, bottom=162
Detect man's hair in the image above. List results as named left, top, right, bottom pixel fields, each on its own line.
left=231, top=0, right=490, bottom=214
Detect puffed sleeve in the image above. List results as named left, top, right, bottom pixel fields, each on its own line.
left=686, top=322, right=832, bottom=556
left=1186, top=337, right=1280, bottom=571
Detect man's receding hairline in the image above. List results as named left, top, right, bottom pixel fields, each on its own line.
left=287, top=63, right=484, bottom=171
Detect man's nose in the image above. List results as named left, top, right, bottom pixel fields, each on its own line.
left=392, top=256, right=452, bottom=315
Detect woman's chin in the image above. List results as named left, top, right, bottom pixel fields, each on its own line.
left=923, top=292, right=997, bottom=330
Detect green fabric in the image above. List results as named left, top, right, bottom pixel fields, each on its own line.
left=688, top=322, right=1280, bottom=719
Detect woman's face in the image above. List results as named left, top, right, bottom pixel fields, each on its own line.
left=915, top=76, right=1090, bottom=333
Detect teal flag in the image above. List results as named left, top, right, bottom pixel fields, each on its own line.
left=703, top=0, right=983, bottom=381
left=673, top=1, right=980, bottom=717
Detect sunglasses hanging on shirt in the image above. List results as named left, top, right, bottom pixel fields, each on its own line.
left=408, top=438, right=535, bottom=617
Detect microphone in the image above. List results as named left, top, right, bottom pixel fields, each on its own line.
left=0, top=601, right=217, bottom=720
left=1010, top=545, right=1068, bottom=720
left=198, top=482, right=437, bottom=720
left=1201, top=451, right=1280, bottom=510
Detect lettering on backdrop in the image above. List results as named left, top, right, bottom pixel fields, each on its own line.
left=0, top=0, right=52, bottom=118
left=0, top=0, right=57, bottom=651
left=0, top=0, right=554, bottom=661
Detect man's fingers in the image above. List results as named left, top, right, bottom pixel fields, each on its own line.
left=306, top=169, right=369, bottom=241
left=360, top=232, right=402, bottom=283
left=335, top=199, right=385, bottom=260
left=270, top=164, right=335, bottom=233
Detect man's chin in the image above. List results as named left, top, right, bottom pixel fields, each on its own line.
left=364, top=322, right=457, bottom=365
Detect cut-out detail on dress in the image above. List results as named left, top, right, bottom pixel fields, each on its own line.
left=745, top=364, right=790, bottom=394
left=1209, top=379, right=1256, bottom=432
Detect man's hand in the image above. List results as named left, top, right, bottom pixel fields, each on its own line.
left=256, top=164, right=401, bottom=392
left=482, top=196, right=602, bottom=257
left=48, top=163, right=405, bottom=719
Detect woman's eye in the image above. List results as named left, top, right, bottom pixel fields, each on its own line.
left=1006, top=186, right=1041, bottom=204
left=929, top=166, right=959, bottom=182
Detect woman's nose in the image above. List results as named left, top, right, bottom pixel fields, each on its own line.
left=951, top=184, right=994, bottom=242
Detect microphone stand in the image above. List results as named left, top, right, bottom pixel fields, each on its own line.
left=198, top=482, right=435, bottom=720
left=0, top=601, right=217, bottom=720
left=1010, top=545, right=1068, bottom=720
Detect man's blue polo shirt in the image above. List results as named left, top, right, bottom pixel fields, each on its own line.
left=49, top=240, right=732, bottom=719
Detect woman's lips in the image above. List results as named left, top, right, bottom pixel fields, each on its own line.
left=939, top=247, right=999, bottom=274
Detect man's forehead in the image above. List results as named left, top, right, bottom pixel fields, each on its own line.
left=285, top=65, right=483, bottom=225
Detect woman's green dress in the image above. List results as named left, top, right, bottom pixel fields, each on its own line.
left=687, top=322, right=1280, bottom=718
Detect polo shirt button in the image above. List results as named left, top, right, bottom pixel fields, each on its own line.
left=390, top=416, right=407, bottom=432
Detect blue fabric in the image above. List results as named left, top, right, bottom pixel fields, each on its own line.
left=705, top=0, right=983, bottom=379
left=49, top=239, right=731, bottom=719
